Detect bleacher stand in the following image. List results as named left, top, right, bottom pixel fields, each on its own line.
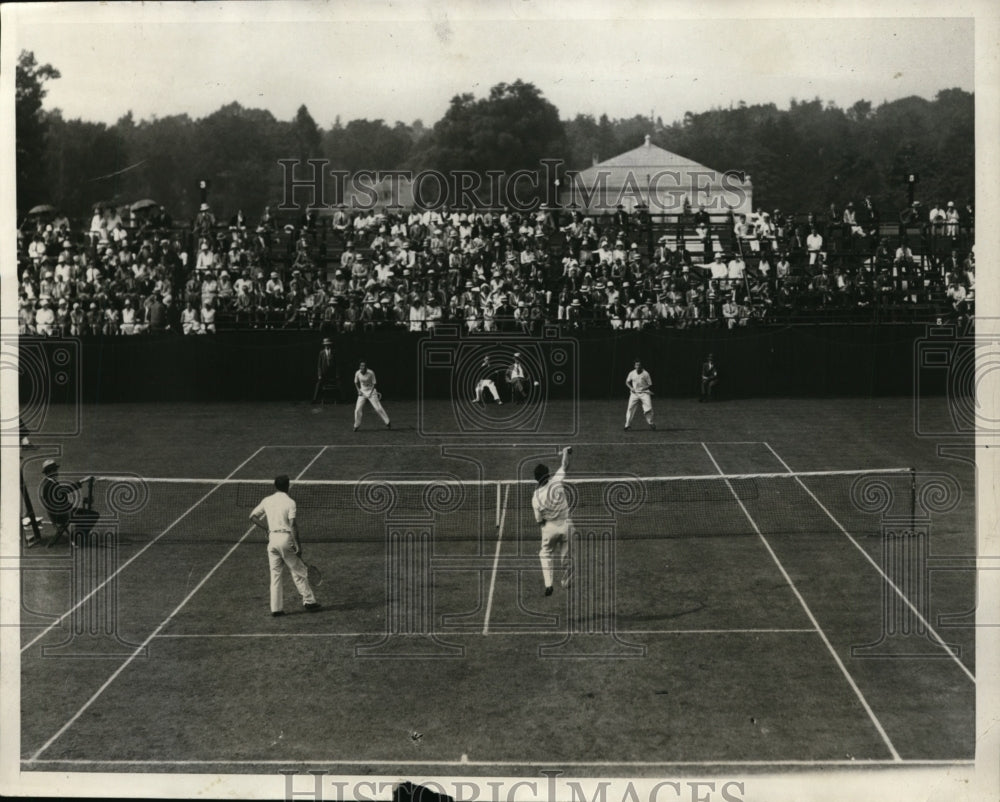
left=16, top=195, right=975, bottom=336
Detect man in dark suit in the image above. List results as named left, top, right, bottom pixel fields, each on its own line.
left=700, top=353, right=719, bottom=402
left=493, top=295, right=516, bottom=333
left=613, top=204, right=630, bottom=235
left=861, top=196, right=880, bottom=240
left=312, top=338, right=339, bottom=404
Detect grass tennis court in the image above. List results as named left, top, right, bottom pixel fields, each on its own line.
left=18, top=396, right=975, bottom=774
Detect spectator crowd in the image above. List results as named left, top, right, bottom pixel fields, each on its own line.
left=17, top=195, right=975, bottom=338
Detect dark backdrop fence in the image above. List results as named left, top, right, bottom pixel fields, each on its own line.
left=21, top=325, right=942, bottom=404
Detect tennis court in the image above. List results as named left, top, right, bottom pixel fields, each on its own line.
left=18, top=396, right=976, bottom=774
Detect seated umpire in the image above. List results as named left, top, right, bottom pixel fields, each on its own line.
left=39, top=459, right=95, bottom=547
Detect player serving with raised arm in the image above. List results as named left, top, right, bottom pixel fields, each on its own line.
left=532, top=446, right=574, bottom=596
left=353, top=360, right=391, bottom=431
left=249, top=474, right=320, bottom=617
left=624, top=359, right=656, bottom=431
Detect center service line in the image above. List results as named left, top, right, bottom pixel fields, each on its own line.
left=483, top=482, right=511, bottom=635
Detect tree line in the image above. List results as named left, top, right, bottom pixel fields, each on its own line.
left=17, top=50, right=973, bottom=222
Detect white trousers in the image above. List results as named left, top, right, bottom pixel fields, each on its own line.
left=539, top=519, right=573, bottom=589
left=355, top=392, right=390, bottom=427
left=267, top=531, right=316, bottom=612
left=474, top=379, right=500, bottom=402
left=626, top=391, right=654, bottom=426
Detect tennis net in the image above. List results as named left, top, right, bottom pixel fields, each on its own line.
left=38, top=467, right=918, bottom=544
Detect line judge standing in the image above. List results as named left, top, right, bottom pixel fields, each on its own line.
left=311, top=337, right=339, bottom=404
left=250, top=474, right=321, bottom=616
left=700, top=353, right=719, bottom=402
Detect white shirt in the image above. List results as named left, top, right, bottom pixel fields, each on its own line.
left=532, top=466, right=570, bottom=524
left=35, top=307, right=55, bottom=333
left=251, top=490, right=296, bottom=533
left=627, top=369, right=653, bottom=393
left=509, top=361, right=526, bottom=380
left=355, top=369, right=377, bottom=396
left=409, top=304, right=426, bottom=332
left=196, top=250, right=215, bottom=271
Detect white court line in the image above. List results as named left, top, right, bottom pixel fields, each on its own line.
left=482, top=482, right=511, bottom=635
left=22, top=758, right=973, bottom=768
left=28, top=447, right=327, bottom=762
left=86, top=468, right=911, bottom=486
left=261, top=441, right=768, bottom=448
left=762, top=442, right=976, bottom=685
left=157, top=627, right=817, bottom=639
left=701, top=443, right=902, bottom=763
left=28, top=526, right=259, bottom=761
left=20, top=445, right=266, bottom=654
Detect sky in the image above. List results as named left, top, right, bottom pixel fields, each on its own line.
left=6, top=2, right=977, bottom=130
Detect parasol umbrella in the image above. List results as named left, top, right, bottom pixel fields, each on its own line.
left=27, top=204, right=56, bottom=216
left=130, top=199, right=159, bottom=212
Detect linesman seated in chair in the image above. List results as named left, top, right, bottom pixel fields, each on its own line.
left=39, top=459, right=96, bottom=547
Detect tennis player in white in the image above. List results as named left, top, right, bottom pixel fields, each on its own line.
left=625, top=359, right=656, bottom=430
left=353, top=361, right=391, bottom=431
left=249, top=474, right=320, bottom=616
left=473, top=356, right=503, bottom=405
left=532, top=446, right=574, bottom=596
